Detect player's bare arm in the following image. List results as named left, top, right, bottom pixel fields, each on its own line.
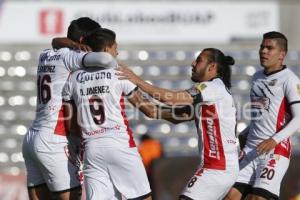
left=127, top=89, right=158, bottom=118
left=116, top=66, right=193, bottom=105
left=52, top=37, right=92, bottom=52
left=127, top=89, right=193, bottom=124
left=159, top=105, right=194, bottom=124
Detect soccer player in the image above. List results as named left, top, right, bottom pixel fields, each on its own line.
left=62, top=28, right=157, bottom=200
left=117, top=48, right=239, bottom=200
left=224, top=31, right=300, bottom=200
left=22, top=18, right=117, bottom=200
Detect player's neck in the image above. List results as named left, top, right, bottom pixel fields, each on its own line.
left=264, top=64, right=284, bottom=75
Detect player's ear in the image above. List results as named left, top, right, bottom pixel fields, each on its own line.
left=208, top=62, right=217, bottom=72
left=279, top=50, right=286, bottom=61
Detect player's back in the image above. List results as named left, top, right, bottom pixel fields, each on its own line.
left=66, top=68, right=136, bottom=148
left=31, top=48, right=85, bottom=135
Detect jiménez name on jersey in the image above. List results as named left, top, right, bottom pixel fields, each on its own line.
left=76, top=71, right=112, bottom=84
left=80, top=85, right=110, bottom=96
left=37, top=65, right=56, bottom=73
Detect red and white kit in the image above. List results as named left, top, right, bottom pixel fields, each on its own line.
left=22, top=48, right=88, bottom=191
left=63, top=68, right=151, bottom=200
left=181, top=78, right=239, bottom=200
left=22, top=48, right=115, bottom=192
left=237, top=67, right=300, bottom=196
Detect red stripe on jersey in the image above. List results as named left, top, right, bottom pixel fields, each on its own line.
left=54, top=105, right=67, bottom=136
left=201, top=104, right=226, bottom=170
left=119, top=93, right=136, bottom=147
left=274, top=97, right=291, bottom=158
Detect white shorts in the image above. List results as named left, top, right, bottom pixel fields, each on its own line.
left=236, top=147, right=290, bottom=196
left=22, top=128, right=81, bottom=192
left=83, top=143, right=151, bottom=200
left=180, top=159, right=239, bottom=200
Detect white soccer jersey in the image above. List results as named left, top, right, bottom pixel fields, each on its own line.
left=187, top=78, right=238, bottom=170
left=30, top=48, right=87, bottom=136
left=63, top=68, right=137, bottom=147
left=246, top=67, right=300, bottom=158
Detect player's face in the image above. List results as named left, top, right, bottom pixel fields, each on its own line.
left=191, top=51, right=211, bottom=82
left=105, top=42, right=118, bottom=58
left=259, top=38, right=285, bottom=72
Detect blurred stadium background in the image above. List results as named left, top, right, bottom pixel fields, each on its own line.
left=0, top=0, right=300, bottom=199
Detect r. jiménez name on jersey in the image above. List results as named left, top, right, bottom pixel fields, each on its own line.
left=76, top=71, right=111, bottom=96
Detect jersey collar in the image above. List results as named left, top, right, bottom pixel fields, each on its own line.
left=264, top=65, right=287, bottom=76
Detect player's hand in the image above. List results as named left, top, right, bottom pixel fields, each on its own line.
left=256, top=138, right=277, bottom=155
left=71, top=42, right=92, bottom=52
left=115, top=66, right=141, bottom=85
left=117, top=63, right=129, bottom=68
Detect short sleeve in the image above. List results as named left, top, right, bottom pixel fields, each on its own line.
left=62, top=78, right=73, bottom=102
left=62, top=48, right=87, bottom=72
left=186, top=81, right=223, bottom=103
left=119, top=79, right=138, bottom=96
left=284, top=74, right=300, bottom=104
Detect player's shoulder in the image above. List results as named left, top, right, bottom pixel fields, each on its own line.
left=193, top=78, right=222, bottom=92
left=38, top=48, right=58, bottom=62
left=252, top=70, right=264, bottom=80
left=56, top=47, right=80, bottom=55
left=285, top=67, right=299, bottom=78
left=39, top=48, right=71, bottom=57
left=272, top=67, right=300, bottom=84
left=205, top=77, right=224, bottom=88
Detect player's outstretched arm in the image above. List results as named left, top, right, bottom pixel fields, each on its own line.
left=64, top=50, right=118, bottom=72
left=52, top=37, right=91, bottom=52
left=158, top=105, right=194, bottom=124
left=116, top=66, right=193, bottom=105
left=127, top=89, right=158, bottom=119
left=127, top=89, right=193, bottom=124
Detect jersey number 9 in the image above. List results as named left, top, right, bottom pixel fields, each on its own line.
left=89, top=95, right=105, bottom=125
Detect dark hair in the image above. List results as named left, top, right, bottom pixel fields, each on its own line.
left=84, top=28, right=116, bottom=52
left=140, top=134, right=151, bottom=141
left=203, top=48, right=235, bottom=89
left=67, top=17, right=101, bottom=42
left=263, top=31, right=288, bottom=52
